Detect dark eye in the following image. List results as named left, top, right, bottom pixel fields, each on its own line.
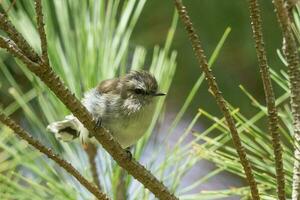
left=134, top=88, right=145, bottom=95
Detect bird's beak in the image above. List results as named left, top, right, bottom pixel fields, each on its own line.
left=152, top=92, right=166, bottom=96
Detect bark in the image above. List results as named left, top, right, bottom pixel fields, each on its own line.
left=248, top=0, right=286, bottom=199
left=272, top=0, right=300, bottom=199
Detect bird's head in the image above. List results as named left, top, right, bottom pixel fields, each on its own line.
left=96, top=70, right=165, bottom=112
left=120, top=70, right=165, bottom=105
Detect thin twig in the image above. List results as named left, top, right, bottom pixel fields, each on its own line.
left=5, top=0, right=16, bottom=13
left=115, top=168, right=127, bottom=200
left=272, top=0, right=300, bottom=199
left=247, top=0, right=286, bottom=199
left=85, top=143, right=101, bottom=190
left=34, top=0, right=49, bottom=66
left=173, top=0, right=260, bottom=199
left=0, top=13, right=39, bottom=62
left=0, top=28, right=178, bottom=200
left=0, top=112, right=110, bottom=200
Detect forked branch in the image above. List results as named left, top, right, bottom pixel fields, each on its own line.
left=0, top=13, right=39, bottom=62
left=173, top=0, right=260, bottom=199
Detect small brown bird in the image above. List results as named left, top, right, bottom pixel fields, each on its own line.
left=47, top=70, right=165, bottom=148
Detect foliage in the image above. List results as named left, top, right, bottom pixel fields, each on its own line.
left=1, top=0, right=297, bottom=199
left=190, top=5, right=300, bottom=199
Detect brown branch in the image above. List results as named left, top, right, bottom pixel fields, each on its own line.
left=0, top=19, right=178, bottom=200
left=0, top=13, right=39, bottom=62
left=272, top=0, right=300, bottom=199
left=247, top=0, right=286, bottom=199
left=173, top=0, right=260, bottom=199
left=85, top=143, right=101, bottom=190
left=0, top=112, right=110, bottom=200
left=34, top=0, right=49, bottom=66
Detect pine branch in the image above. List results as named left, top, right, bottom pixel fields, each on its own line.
left=272, top=0, right=300, bottom=199
left=247, top=0, right=286, bottom=199
left=0, top=112, right=110, bottom=200
left=0, top=9, right=178, bottom=200
left=0, top=13, right=39, bottom=62
left=173, top=0, right=260, bottom=199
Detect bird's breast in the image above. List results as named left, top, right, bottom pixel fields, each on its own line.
left=103, top=102, right=155, bottom=148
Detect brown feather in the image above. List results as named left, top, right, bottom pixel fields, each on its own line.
left=96, top=78, right=119, bottom=94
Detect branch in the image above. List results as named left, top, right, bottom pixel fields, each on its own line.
left=0, top=14, right=178, bottom=200
left=173, top=0, right=260, bottom=199
left=85, top=143, right=101, bottom=190
left=0, top=13, right=39, bottom=62
left=0, top=36, right=39, bottom=70
left=272, top=0, right=300, bottom=199
left=247, top=0, right=286, bottom=199
left=0, top=112, right=110, bottom=200
left=34, top=0, right=49, bottom=66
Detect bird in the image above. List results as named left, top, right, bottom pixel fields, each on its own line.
left=47, top=70, right=166, bottom=148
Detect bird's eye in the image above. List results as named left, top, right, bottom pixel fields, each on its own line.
left=134, top=88, right=145, bottom=95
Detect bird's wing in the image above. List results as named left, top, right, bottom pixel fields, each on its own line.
left=96, top=78, right=120, bottom=94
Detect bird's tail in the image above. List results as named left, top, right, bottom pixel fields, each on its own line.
left=47, top=115, right=89, bottom=147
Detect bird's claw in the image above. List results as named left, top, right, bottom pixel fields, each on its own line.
left=90, top=118, right=102, bottom=138
left=125, top=147, right=132, bottom=160
left=94, top=118, right=102, bottom=130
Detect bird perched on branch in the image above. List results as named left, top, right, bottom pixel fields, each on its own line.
left=47, top=70, right=165, bottom=148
